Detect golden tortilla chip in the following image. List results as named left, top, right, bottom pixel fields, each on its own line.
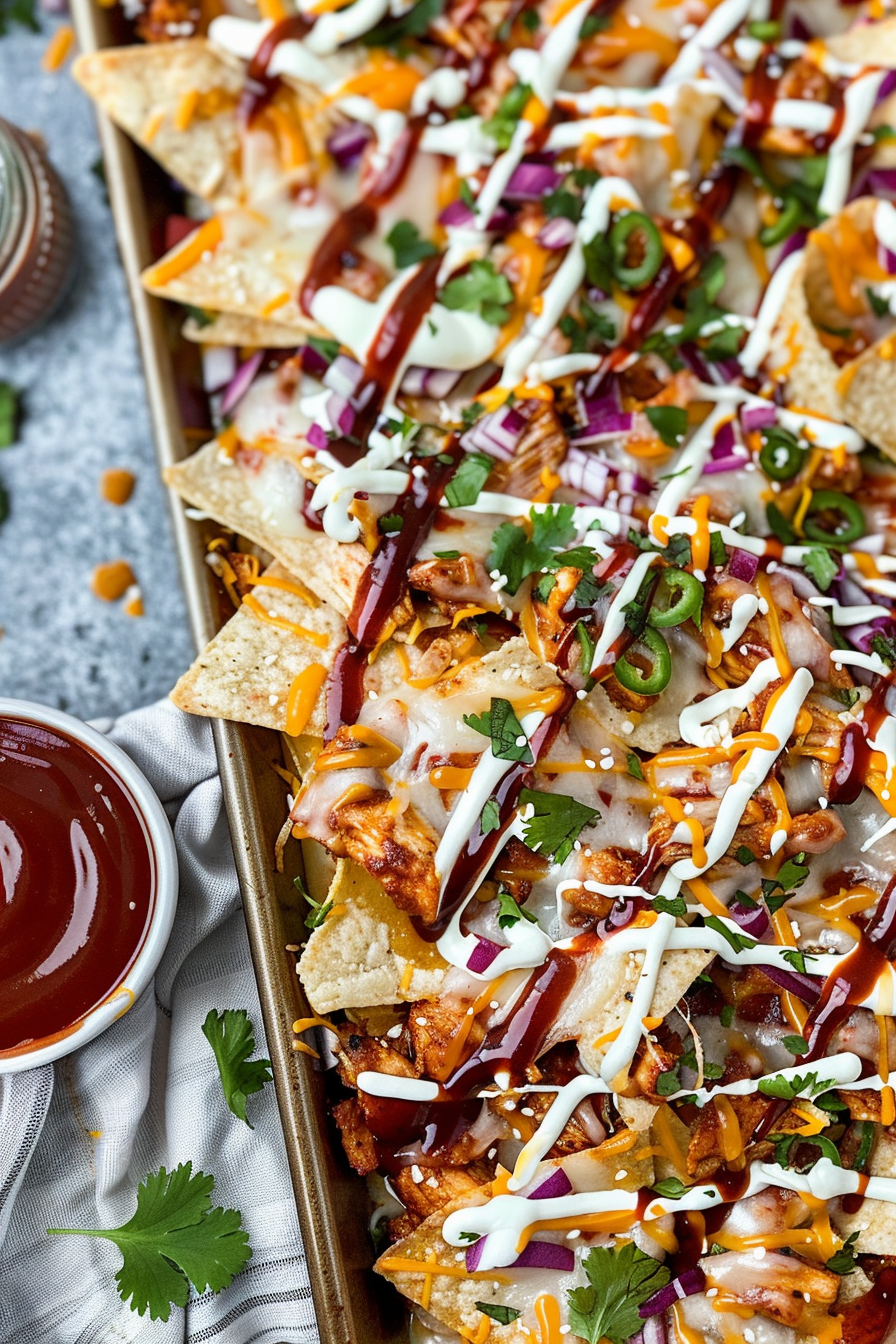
left=163, top=439, right=369, bottom=614
left=833, top=1130, right=896, bottom=1254
left=826, top=16, right=896, bottom=66
left=182, top=310, right=312, bottom=347
left=73, top=40, right=247, bottom=202
left=298, top=858, right=449, bottom=1014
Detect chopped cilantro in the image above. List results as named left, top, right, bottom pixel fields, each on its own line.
left=758, top=1070, right=833, bottom=1101
left=704, top=915, right=757, bottom=956
left=783, top=1034, right=809, bottom=1055
left=735, top=845, right=756, bottom=866
left=655, top=1066, right=680, bottom=1096
left=803, top=546, right=840, bottom=592
left=460, top=399, right=484, bottom=428
left=307, top=335, right=340, bottom=365
left=720, top=1004, right=735, bottom=1028
left=652, top=1177, right=689, bottom=1199
left=0, top=381, right=20, bottom=449
left=626, top=752, right=644, bottom=781
left=433, top=549, right=460, bottom=559
left=518, top=787, right=601, bottom=864
left=483, top=82, right=532, bottom=151
left=867, top=286, right=892, bottom=319
left=519, top=6, right=539, bottom=30
left=761, top=852, right=809, bottom=914
left=871, top=632, right=896, bottom=668
left=580, top=11, right=611, bottom=37
left=487, top=504, right=577, bottom=594
left=826, top=1232, right=860, bottom=1275
left=458, top=178, right=477, bottom=211
left=766, top=501, right=797, bottom=545
left=385, top=220, right=439, bottom=269
left=653, top=893, right=686, bottom=917
left=782, top=949, right=814, bottom=975
left=183, top=305, right=214, bottom=330
left=566, top=1242, right=670, bottom=1344
left=362, top=0, right=442, bottom=46
left=481, top=799, right=501, bottom=834
left=444, top=450, right=494, bottom=508
left=295, top=874, right=333, bottom=930
left=463, top=697, right=533, bottom=763
left=576, top=621, right=596, bottom=677
left=476, top=1303, right=522, bottom=1325
left=497, top=888, right=538, bottom=928
left=378, top=512, right=403, bottom=534
left=440, top=260, right=514, bottom=326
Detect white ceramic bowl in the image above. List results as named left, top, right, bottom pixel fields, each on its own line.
left=0, top=698, right=178, bottom=1073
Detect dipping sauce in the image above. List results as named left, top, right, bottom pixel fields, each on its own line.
left=0, top=716, right=155, bottom=1054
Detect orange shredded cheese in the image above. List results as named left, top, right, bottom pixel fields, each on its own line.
left=285, top=664, right=328, bottom=736
left=143, top=217, right=224, bottom=288
left=42, top=24, right=74, bottom=71
left=242, top=593, right=330, bottom=648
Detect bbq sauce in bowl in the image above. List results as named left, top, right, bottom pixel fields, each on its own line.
left=0, top=715, right=155, bottom=1055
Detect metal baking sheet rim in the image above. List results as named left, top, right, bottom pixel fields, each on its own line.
left=69, top=5, right=407, bottom=1339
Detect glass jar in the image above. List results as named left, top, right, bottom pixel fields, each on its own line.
left=0, top=117, right=76, bottom=345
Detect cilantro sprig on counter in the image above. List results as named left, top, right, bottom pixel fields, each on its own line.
left=202, top=1009, right=272, bottom=1128
left=48, top=1163, right=251, bottom=1322
left=0, top=0, right=38, bottom=35
left=566, top=1242, right=670, bottom=1344
left=518, top=787, right=600, bottom=864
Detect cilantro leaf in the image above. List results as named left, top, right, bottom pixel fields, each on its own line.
left=0, top=381, right=20, bottom=449
left=652, top=893, right=686, bottom=917
left=735, top=845, right=756, bottom=866
left=306, top=335, right=340, bottom=365
left=362, top=0, right=442, bottom=46
left=762, top=852, right=809, bottom=914
left=656, top=1066, right=680, bottom=1096
left=47, top=1163, right=251, bottom=1322
left=803, top=546, right=839, bottom=593
left=566, top=1242, right=671, bottom=1344
left=440, top=259, right=514, bottom=325
left=444, top=451, right=494, bottom=508
left=295, top=873, right=333, bottom=929
left=201, top=1009, right=273, bottom=1128
left=704, top=914, right=757, bottom=956
left=385, top=220, right=439, bottom=269
left=720, top=1004, right=735, bottom=1028
left=483, top=82, right=532, bottom=151
left=652, top=1177, right=689, bottom=1199
left=646, top=405, right=687, bottom=448
left=463, top=697, right=533, bottom=763
left=183, top=305, right=214, bottom=330
left=481, top=798, right=501, bottom=834
left=518, top=787, right=600, bottom=864
left=783, top=1034, right=809, bottom=1055
left=476, top=1303, right=522, bottom=1324
left=827, top=1232, right=860, bottom=1275
left=626, top=752, right=644, bottom=781
left=782, top=949, right=814, bottom=974
left=379, top=512, right=403, bottom=534
left=758, top=1070, right=832, bottom=1101
left=576, top=621, right=596, bottom=676
left=497, top=888, right=538, bottom=928
left=0, top=0, right=39, bottom=35
left=487, top=505, right=576, bottom=594
left=867, top=286, right=892, bottom=319
left=872, top=633, right=896, bottom=668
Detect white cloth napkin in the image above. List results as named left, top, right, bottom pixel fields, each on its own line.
left=0, top=700, right=321, bottom=1344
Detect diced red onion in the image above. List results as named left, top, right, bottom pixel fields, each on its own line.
left=639, top=1269, right=707, bottom=1318
left=788, top=13, right=813, bottom=39
left=867, top=169, right=896, bottom=198
left=760, top=963, right=824, bottom=1001
left=220, top=351, right=264, bottom=417
left=640, top=1319, right=669, bottom=1344
left=401, top=366, right=463, bottom=399
left=702, top=48, right=743, bottom=98
left=306, top=423, right=328, bottom=451
left=326, top=121, right=373, bottom=169
left=729, top=899, right=769, bottom=939
left=878, top=245, right=896, bottom=277
left=461, top=405, right=528, bottom=461
left=467, top=936, right=502, bottom=974
left=617, top=468, right=652, bottom=496
left=850, top=616, right=896, bottom=653
left=301, top=342, right=330, bottom=379
left=729, top=548, right=759, bottom=583
left=702, top=453, right=747, bottom=475
left=440, top=199, right=475, bottom=227
left=741, top=404, right=776, bottom=434
left=538, top=216, right=577, bottom=250
left=779, top=229, right=808, bottom=261
left=878, top=69, right=896, bottom=103
left=505, top=162, right=563, bottom=201
left=511, top=1242, right=576, bottom=1272
left=324, top=353, right=364, bottom=398
left=465, top=1239, right=486, bottom=1272
left=711, top=420, right=736, bottom=459
left=326, top=392, right=356, bottom=437
left=527, top=1168, right=573, bottom=1200
left=559, top=446, right=611, bottom=502
left=164, top=213, right=198, bottom=253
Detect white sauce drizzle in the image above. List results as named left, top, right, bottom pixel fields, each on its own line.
left=738, top=250, right=804, bottom=377
left=819, top=71, right=888, bottom=218
left=679, top=657, right=780, bottom=748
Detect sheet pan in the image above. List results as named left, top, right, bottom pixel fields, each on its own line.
left=68, top=5, right=407, bottom=1338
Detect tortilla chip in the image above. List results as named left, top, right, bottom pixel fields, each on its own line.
left=73, top=41, right=247, bottom=202
left=163, top=439, right=369, bottom=614
left=841, top=337, right=896, bottom=460
left=141, top=201, right=331, bottom=329
left=376, top=1146, right=654, bottom=1340
left=298, top=858, right=449, bottom=1014
left=170, top=562, right=343, bottom=732
left=772, top=248, right=844, bottom=420
left=826, top=16, right=896, bottom=66
left=183, top=310, right=311, bottom=347
left=833, top=1130, right=896, bottom=1253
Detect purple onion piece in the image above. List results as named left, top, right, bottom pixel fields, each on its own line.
left=729, top=899, right=770, bottom=939
left=760, top=963, right=825, bottom=1002
left=878, top=69, right=896, bottom=104
left=878, top=244, right=896, bottom=278
left=867, top=169, right=896, bottom=198
left=639, top=1268, right=707, bottom=1319
left=301, top=342, right=330, bottom=379
left=511, top=1241, right=575, bottom=1272
left=538, top=216, right=577, bottom=250
left=741, top=404, right=776, bottom=434
left=616, top=468, right=653, bottom=495
left=702, top=453, right=748, bottom=475
left=465, top=1238, right=485, bottom=1273
left=324, top=352, right=364, bottom=398
left=326, top=392, right=356, bottom=437
left=527, top=1168, right=573, bottom=1200
left=467, top=936, right=502, bottom=974
left=701, top=48, right=744, bottom=98
left=461, top=405, right=529, bottom=461
left=440, top=199, right=475, bottom=227
left=711, top=420, right=736, bottom=459
left=779, top=229, right=808, bottom=262
left=306, top=423, right=328, bottom=451
left=560, top=446, right=611, bottom=502
left=729, top=548, right=759, bottom=583
left=504, top=161, right=563, bottom=201
left=326, top=120, right=373, bottom=169
left=220, top=351, right=264, bottom=417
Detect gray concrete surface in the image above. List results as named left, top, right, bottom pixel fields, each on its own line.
left=0, top=20, right=194, bottom=719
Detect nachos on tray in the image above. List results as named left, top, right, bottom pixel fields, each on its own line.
left=77, top=0, right=896, bottom=1339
